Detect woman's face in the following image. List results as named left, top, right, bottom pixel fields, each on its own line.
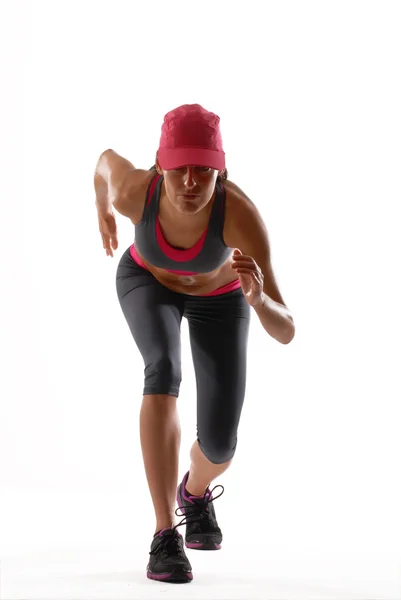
left=157, top=163, right=220, bottom=216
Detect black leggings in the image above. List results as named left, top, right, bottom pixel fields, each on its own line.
left=115, top=247, right=251, bottom=464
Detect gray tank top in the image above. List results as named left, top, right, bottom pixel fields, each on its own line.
left=133, top=173, right=232, bottom=273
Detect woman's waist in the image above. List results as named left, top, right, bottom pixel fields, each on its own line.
left=129, top=243, right=239, bottom=295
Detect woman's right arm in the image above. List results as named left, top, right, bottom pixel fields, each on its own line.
left=94, top=149, right=151, bottom=219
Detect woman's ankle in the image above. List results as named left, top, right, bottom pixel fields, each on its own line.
left=154, top=520, right=175, bottom=536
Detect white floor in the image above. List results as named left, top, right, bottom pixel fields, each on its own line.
left=1, top=489, right=400, bottom=600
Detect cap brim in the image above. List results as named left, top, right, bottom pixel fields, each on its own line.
left=158, top=147, right=225, bottom=171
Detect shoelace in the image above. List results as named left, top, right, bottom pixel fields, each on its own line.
left=149, top=484, right=224, bottom=557
left=175, top=484, right=224, bottom=530
left=149, top=527, right=186, bottom=558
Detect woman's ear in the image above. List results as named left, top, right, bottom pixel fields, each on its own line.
left=155, top=154, right=163, bottom=175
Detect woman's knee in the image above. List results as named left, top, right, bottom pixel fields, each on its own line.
left=198, top=435, right=238, bottom=465
left=141, top=394, right=178, bottom=412
left=143, top=355, right=182, bottom=396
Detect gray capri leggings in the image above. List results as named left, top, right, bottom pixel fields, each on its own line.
left=115, top=246, right=251, bottom=464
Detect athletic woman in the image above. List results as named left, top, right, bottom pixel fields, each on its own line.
left=94, top=104, right=295, bottom=583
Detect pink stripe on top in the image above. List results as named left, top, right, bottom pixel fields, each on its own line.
left=129, top=243, right=241, bottom=297
left=202, top=278, right=241, bottom=297
left=130, top=242, right=198, bottom=276
left=156, top=218, right=208, bottom=263
left=146, top=176, right=160, bottom=207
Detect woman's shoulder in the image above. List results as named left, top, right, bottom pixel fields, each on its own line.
left=121, top=167, right=158, bottom=198
left=222, top=179, right=264, bottom=247
left=113, top=168, right=158, bottom=222
left=223, top=178, right=259, bottom=218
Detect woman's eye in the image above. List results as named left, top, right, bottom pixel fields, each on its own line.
left=174, top=166, right=211, bottom=173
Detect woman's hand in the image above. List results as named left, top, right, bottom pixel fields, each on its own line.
left=231, top=248, right=264, bottom=307
left=97, top=209, right=118, bottom=257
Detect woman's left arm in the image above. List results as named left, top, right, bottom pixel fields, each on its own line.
left=225, top=187, right=295, bottom=344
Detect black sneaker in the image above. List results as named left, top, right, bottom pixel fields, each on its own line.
left=147, top=526, right=193, bottom=583
left=176, top=471, right=224, bottom=550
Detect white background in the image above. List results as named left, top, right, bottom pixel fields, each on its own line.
left=1, top=1, right=400, bottom=598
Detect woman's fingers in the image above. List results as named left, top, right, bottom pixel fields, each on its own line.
left=232, top=259, right=262, bottom=275
left=98, top=210, right=118, bottom=256
left=102, top=234, right=114, bottom=256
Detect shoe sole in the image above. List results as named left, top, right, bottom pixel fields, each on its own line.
left=177, top=486, right=222, bottom=551
left=147, top=567, right=193, bottom=583
left=186, top=540, right=221, bottom=550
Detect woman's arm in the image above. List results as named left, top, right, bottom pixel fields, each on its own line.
left=224, top=184, right=295, bottom=344
left=94, top=149, right=152, bottom=218
left=94, top=149, right=136, bottom=209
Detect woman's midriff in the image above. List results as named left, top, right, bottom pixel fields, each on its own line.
left=129, top=243, right=241, bottom=297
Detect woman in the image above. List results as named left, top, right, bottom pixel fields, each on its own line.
left=94, top=103, right=295, bottom=583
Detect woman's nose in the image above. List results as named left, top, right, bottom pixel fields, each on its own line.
left=184, top=167, right=196, bottom=186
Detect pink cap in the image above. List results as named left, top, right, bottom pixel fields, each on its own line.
left=157, top=104, right=225, bottom=171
